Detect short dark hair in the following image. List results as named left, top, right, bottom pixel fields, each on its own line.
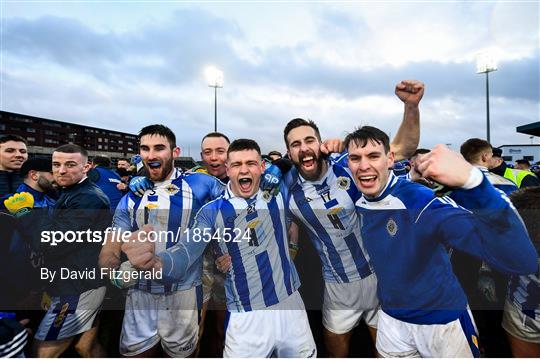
left=268, top=150, right=282, bottom=158
left=117, top=158, right=129, bottom=163
left=410, top=148, right=430, bottom=159
left=510, top=187, right=540, bottom=247
left=201, top=132, right=230, bottom=146
left=0, top=134, right=27, bottom=145
left=344, top=126, right=390, bottom=153
left=92, top=155, right=111, bottom=168
left=460, top=138, right=492, bottom=163
left=54, top=144, right=88, bottom=159
left=283, top=118, right=321, bottom=148
left=227, top=139, right=261, bottom=156
left=516, top=159, right=531, bottom=167
left=139, top=124, right=176, bottom=148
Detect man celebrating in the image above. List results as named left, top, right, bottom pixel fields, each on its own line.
left=280, top=80, right=424, bottom=357
left=123, top=139, right=317, bottom=357
left=4, top=144, right=110, bottom=357
left=99, top=124, right=224, bottom=357
left=346, top=126, right=538, bottom=357
left=195, top=132, right=230, bottom=181
left=0, top=135, right=28, bottom=196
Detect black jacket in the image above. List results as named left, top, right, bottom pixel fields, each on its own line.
left=0, top=170, right=22, bottom=198
left=18, top=178, right=111, bottom=296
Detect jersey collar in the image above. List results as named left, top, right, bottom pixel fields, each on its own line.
left=362, top=171, right=399, bottom=203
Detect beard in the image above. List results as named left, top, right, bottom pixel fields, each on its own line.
left=145, top=158, right=174, bottom=182
left=37, top=175, right=54, bottom=193
left=297, top=151, right=326, bottom=181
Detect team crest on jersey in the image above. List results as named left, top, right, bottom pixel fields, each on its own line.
left=261, top=191, right=272, bottom=202
left=164, top=184, right=180, bottom=195
left=145, top=203, right=159, bottom=209
left=337, top=176, right=351, bottom=190
left=386, top=218, right=398, bottom=236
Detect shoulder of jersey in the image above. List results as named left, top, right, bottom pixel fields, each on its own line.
left=182, top=170, right=225, bottom=184
left=187, top=165, right=209, bottom=174
left=198, top=194, right=226, bottom=212
left=393, top=177, right=436, bottom=208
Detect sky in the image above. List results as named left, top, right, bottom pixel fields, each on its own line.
left=1, top=1, right=539, bottom=159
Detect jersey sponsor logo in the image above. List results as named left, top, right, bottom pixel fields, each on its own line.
left=247, top=220, right=260, bottom=246
left=164, top=184, right=180, bottom=195
left=336, top=176, right=351, bottom=190
left=53, top=302, right=70, bottom=328
left=472, top=334, right=479, bottom=349
left=328, top=212, right=345, bottom=230
left=386, top=218, right=398, bottom=237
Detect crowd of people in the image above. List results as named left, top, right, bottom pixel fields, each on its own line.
left=0, top=79, right=538, bottom=358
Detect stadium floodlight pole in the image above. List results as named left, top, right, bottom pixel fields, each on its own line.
left=476, top=51, right=497, bottom=143
left=204, top=66, right=224, bottom=132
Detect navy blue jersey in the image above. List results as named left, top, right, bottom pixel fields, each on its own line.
left=478, top=166, right=517, bottom=196
left=356, top=171, right=537, bottom=325
left=88, top=167, right=124, bottom=210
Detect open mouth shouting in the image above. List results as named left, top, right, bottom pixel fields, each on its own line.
left=356, top=173, right=380, bottom=195
left=301, top=155, right=315, bottom=170
left=297, top=151, right=324, bottom=181
left=146, top=160, right=163, bottom=177
left=238, top=177, right=254, bottom=194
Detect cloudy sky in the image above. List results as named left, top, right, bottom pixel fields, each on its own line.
left=2, top=1, right=538, bottom=159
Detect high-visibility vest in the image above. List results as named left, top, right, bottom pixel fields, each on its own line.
left=503, top=167, right=537, bottom=188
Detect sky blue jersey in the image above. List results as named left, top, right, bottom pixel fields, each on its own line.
left=355, top=171, right=537, bottom=325
left=113, top=169, right=225, bottom=293
left=159, top=182, right=300, bottom=312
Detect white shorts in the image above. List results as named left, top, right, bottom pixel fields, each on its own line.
left=323, top=273, right=379, bottom=334
left=502, top=299, right=540, bottom=344
left=224, top=291, right=316, bottom=358
left=119, top=287, right=201, bottom=357
left=376, top=308, right=480, bottom=357
left=35, top=286, right=106, bottom=341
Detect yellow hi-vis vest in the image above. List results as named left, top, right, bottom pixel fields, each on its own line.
left=503, top=167, right=537, bottom=188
